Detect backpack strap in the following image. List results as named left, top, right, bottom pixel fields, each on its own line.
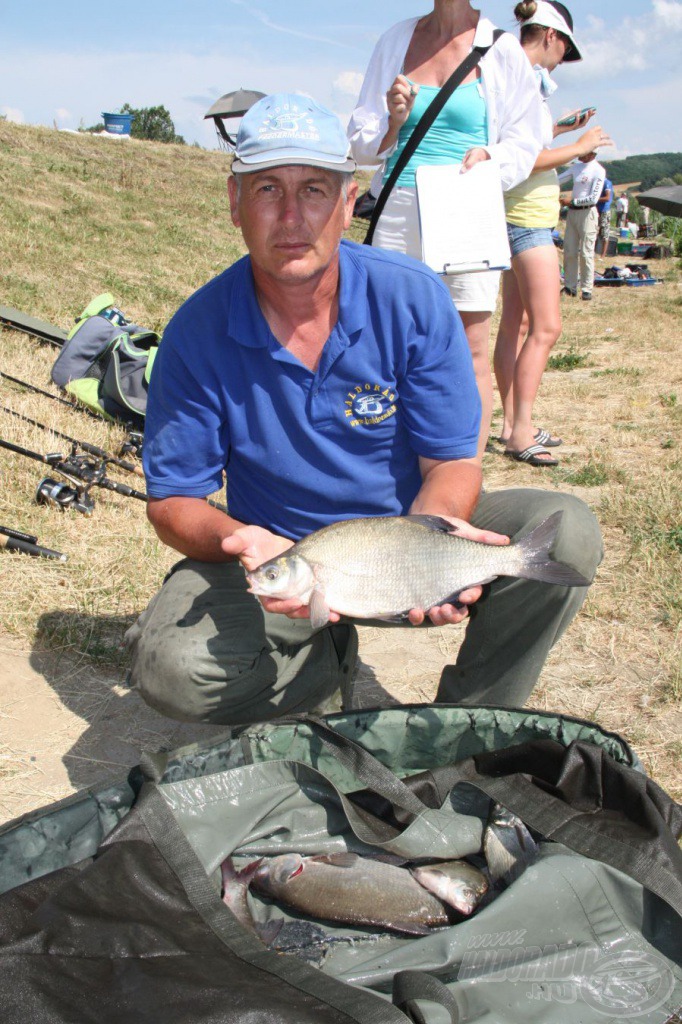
left=364, top=28, right=505, bottom=245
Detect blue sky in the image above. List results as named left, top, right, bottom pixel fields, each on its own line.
left=2, top=1, right=681, bottom=160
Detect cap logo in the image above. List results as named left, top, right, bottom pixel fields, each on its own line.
left=258, top=105, right=320, bottom=142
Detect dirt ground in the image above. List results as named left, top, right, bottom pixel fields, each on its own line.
left=0, top=621, right=469, bottom=823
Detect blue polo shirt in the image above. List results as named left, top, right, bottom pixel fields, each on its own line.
left=597, top=178, right=613, bottom=214
left=144, top=240, right=480, bottom=541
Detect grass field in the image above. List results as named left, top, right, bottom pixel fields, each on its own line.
left=1, top=121, right=680, bottom=801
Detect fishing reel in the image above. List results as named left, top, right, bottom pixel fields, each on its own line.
left=119, top=431, right=144, bottom=459
left=36, top=477, right=95, bottom=516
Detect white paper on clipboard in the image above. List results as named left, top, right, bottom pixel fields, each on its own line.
left=415, top=161, right=511, bottom=275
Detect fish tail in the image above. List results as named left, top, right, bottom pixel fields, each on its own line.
left=514, top=511, right=591, bottom=587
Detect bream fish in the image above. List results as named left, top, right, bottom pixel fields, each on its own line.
left=246, top=511, right=589, bottom=628
left=411, top=859, right=488, bottom=915
left=236, top=852, right=459, bottom=936
left=483, top=803, right=539, bottom=886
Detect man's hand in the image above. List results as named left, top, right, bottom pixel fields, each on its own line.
left=221, top=525, right=293, bottom=573
left=405, top=517, right=509, bottom=627
left=223, top=527, right=342, bottom=623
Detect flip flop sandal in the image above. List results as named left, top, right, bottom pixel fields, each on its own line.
left=504, top=444, right=559, bottom=467
left=533, top=427, right=563, bottom=447
left=497, top=428, right=563, bottom=447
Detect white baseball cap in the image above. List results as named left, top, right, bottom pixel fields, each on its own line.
left=232, top=93, right=356, bottom=174
left=520, top=1, right=583, bottom=62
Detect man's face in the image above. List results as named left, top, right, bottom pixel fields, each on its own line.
left=228, top=165, right=358, bottom=287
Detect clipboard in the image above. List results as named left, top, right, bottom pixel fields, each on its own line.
left=415, top=161, right=511, bottom=275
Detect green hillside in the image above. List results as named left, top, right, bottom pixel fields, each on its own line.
left=602, top=152, right=682, bottom=190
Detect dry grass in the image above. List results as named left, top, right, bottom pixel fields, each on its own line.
left=1, top=122, right=680, bottom=801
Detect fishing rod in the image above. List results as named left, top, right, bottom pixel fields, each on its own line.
left=0, top=525, right=67, bottom=562
left=0, top=437, right=147, bottom=514
left=0, top=437, right=227, bottom=515
left=1, top=404, right=144, bottom=478
left=0, top=370, right=144, bottom=454
left=1, top=370, right=107, bottom=420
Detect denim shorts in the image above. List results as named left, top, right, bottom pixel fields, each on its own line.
left=506, top=223, right=555, bottom=257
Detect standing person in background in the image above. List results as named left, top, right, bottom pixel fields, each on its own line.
left=559, top=151, right=606, bottom=300
left=348, top=0, right=544, bottom=458
left=615, top=192, right=629, bottom=228
left=494, top=0, right=611, bottom=467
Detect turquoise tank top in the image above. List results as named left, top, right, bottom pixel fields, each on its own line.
left=383, top=79, right=488, bottom=190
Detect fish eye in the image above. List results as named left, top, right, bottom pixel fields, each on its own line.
left=264, top=566, right=280, bottom=581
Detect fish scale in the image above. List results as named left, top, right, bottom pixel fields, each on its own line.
left=247, top=512, right=590, bottom=627
left=304, top=518, right=518, bottom=616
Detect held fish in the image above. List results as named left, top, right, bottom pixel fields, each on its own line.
left=246, top=511, right=589, bottom=628
left=250, top=852, right=455, bottom=936
left=411, top=859, right=488, bottom=916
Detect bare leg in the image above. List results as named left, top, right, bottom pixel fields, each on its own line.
left=494, top=270, right=528, bottom=443
left=505, top=245, right=562, bottom=457
left=459, top=310, right=493, bottom=460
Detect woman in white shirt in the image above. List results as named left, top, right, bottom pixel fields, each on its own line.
left=494, top=1, right=610, bottom=466
left=348, top=1, right=544, bottom=458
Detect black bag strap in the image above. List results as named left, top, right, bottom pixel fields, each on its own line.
left=425, top=740, right=682, bottom=919
left=364, top=29, right=505, bottom=245
left=294, top=715, right=430, bottom=846
left=393, top=970, right=461, bottom=1023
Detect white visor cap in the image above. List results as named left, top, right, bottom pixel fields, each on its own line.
left=520, top=1, right=583, bottom=61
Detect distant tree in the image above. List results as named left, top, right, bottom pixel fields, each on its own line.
left=602, top=152, right=682, bottom=190
left=120, top=104, right=185, bottom=145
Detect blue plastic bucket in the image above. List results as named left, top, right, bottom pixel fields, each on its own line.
left=619, top=227, right=629, bottom=239
left=102, top=112, right=133, bottom=135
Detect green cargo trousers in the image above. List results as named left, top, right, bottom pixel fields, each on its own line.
left=126, top=488, right=602, bottom=725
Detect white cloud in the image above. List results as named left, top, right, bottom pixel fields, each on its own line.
left=653, top=0, right=682, bottom=28
left=226, top=0, right=362, bottom=51
left=1, top=106, right=25, bottom=123
left=576, top=0, right=682, bottom=79
left=54, top=107, right=71, bottom=122
left=333, top=71, right=364, bottom=96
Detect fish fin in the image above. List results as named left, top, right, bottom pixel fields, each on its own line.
left=256, top=918, right=284, bottom=946
left=390, top=920, right=438, bottom=937
left=311, top=852, right=360, bottom=868
left=308, top=586, right=331, bottom=628
left=514, top=511, right=591, bottom=587
left=434, top=582, right=495, bottom=607
left=404, top=514, right=458, bottom=534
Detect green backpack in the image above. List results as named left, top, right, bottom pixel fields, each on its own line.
left=50, top=293, right=160, bottom=427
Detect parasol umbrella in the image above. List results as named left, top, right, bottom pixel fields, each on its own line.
left=204, top=88, right=266, bottom=149
left=636, top=185, right=682, bottom=219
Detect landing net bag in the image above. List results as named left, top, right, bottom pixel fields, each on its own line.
left=0, top=705, right=680, bottom=1024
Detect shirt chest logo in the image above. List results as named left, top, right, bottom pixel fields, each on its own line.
left=344, top=383, right=397, bottom=427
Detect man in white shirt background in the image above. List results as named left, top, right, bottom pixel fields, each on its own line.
left=559, top=151, right=606, bottom=300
